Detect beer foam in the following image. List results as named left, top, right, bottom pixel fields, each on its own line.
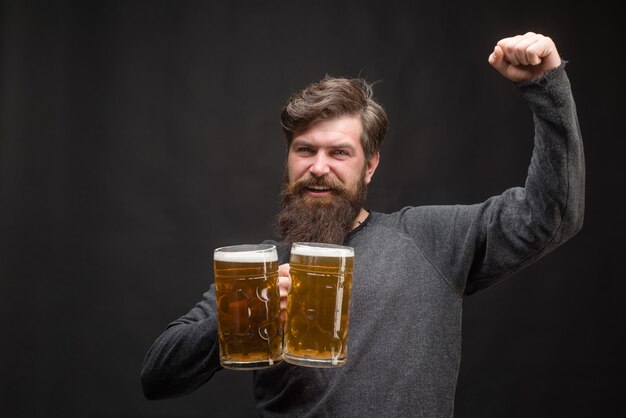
left=291, top=243, right=354, bottom=258
left=214, top=246, right=278, bottom=263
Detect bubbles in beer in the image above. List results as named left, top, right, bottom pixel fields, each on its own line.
left=284, top=242, right=354, bottom=368
left=214, top=244, right=282, bottom=369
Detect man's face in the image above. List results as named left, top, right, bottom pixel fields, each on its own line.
left=286, top=115, right=379, bottom=201
left=275, top=116, right=380, bottom=245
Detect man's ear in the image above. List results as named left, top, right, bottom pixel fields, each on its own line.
left=364, top=151, right=380, bottom=185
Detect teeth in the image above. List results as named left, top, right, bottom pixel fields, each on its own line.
left=309, top=186, right=330, bottom=191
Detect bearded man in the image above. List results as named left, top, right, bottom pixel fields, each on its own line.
left=276, top=75, right=385, bottom=246
left=141, top=32, right=584, bottom=417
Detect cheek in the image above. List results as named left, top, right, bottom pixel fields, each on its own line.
left=339, top=166, right=362, bottom=185
left=286, top=158, right=304, bottom=182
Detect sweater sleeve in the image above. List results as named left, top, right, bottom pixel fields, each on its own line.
left=140, top=287, right=222, bottom=399
left=139, top=239, right=284, bottom=399
left=465, top=63, right=585, bottom=293
left=398, top=63, right=585, bottom=295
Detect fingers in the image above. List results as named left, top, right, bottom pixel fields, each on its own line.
left=279, top=275, right=290, bottom=309
left=278, top=263, right=291, bottom=324
left=488, top=45, right=505, bottom=69
left=278, top=263, right=291, bottom=293
left=495, top=32, right=557, bottom=66
left=489, top=31, right=561, bottom=82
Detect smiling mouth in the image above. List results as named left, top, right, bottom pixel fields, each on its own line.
left=306, top=185, right=332, bottom=195
left=308, top=185, right=330, bottom=191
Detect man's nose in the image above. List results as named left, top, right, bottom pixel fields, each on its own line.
left=309, top=153, right=331, bottom=177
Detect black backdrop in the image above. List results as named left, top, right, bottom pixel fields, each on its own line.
left=1, top=1, right=623, bottom=417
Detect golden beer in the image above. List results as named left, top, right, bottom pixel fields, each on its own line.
left=213, top=244, right=282, bottom=370
left=284, top=242, right=354, bottom=368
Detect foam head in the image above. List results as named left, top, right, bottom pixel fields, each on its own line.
left=291, top=242, right=354, bottom=258
left=214, top=244, right=278, bottom=263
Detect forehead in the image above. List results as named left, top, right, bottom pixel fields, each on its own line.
left=293, top=116, right=363, bottom=147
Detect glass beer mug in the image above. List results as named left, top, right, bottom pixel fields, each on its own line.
left=283, top=242, right=355, bottom=368
left=213, top=243, right=283, bottom=369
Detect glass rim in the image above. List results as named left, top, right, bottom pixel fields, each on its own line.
left=291, top=242, right=354, bottom=257
left=214, top=243, right=276, bottom=253
left=214, top=243, right=277, bottom=262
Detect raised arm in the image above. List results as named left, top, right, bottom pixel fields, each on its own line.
left=399, top=32, right=584, bottom=295
left=464, top=32, right=585, bottom=292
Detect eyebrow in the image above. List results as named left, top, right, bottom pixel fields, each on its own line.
left=291, top=139, right=356, bottom=151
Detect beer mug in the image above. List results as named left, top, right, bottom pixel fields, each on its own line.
left=284, top=242, right=355, bottom=368
left=213, top=244, right=283, bottom=370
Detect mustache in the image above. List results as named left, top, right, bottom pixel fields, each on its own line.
left=287, top=176, right=347, bottom=195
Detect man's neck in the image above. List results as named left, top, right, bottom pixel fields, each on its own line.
left=352, top=207, right=369, bottom=229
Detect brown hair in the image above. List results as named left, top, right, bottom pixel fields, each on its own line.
left=280, top=76, right=388, bottom=160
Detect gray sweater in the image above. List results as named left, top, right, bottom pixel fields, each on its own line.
left=141, top=64, right=584, bottom=417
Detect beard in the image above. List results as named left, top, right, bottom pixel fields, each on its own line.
left=275, top=170, right=367, bottom=245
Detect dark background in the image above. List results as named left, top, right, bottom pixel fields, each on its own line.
left=1, top=1, right=623, bottom=417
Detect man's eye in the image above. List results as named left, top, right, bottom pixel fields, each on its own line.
left=297, top=147, right=313, bottom=153
left=332, top=150, right=349, bottom=156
